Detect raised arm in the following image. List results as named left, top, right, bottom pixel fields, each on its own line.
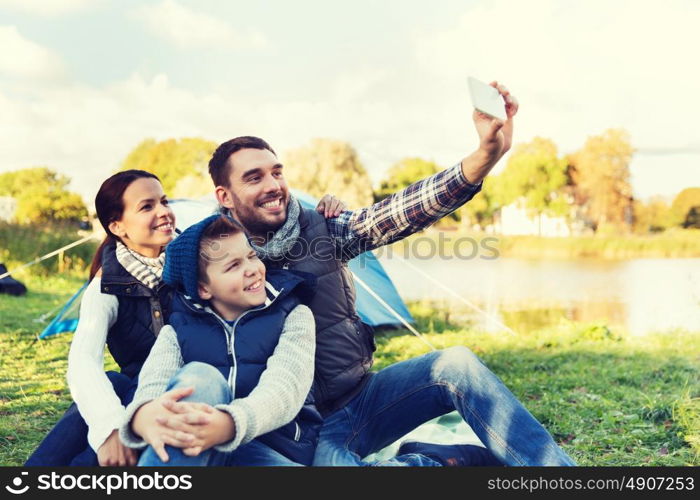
left=327, top=81, right=518, bottom=259
left=464, top=81, right=519, bottom=184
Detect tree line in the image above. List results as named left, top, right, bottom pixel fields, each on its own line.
left=1, top=131, right=698, bottom=233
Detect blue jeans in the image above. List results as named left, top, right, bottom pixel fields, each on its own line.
left=25, top=371, right=137, bottom=466
left=138, top=362, right=302, bottom=467
left=312, top=346, right=576, bottom=466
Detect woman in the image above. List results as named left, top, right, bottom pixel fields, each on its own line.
left=27, top=169, right=176, bottom=466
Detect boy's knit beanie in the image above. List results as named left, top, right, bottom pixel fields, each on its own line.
left=163, top=214, right=220, bottom=299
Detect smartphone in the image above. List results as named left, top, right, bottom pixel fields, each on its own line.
left=468, top=76, right=506, bottom=121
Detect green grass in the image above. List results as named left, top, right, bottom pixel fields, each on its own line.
left=374, top=304, right=700, bottom=466
left=0, top=273, right=84, bottom=466
left=1, top=275, right=698, bottom=466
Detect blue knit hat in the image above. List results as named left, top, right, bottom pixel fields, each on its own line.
left=163, top=214, right=221, bottom=300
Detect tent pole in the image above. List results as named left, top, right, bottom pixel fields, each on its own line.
left=351, top=271, right=436, bottom=351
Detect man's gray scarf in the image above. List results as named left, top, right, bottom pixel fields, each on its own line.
left=115, top=241, right=165, bottom=289
left=223, top=194, right=301, bottom=261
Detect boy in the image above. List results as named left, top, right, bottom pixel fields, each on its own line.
left=119, top=214, right=321, bottom=466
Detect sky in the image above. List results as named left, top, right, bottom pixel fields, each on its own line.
left=1, top=0, right=699, bottom=205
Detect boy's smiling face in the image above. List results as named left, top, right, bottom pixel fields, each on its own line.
left=198, top=231, right=267, bottom=321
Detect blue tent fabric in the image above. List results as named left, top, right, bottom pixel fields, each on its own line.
left=291, top=190, right=413, bottom=327
left=39, top=192, right=413, bottom=338
left=38, top=281, right=88, bottom=339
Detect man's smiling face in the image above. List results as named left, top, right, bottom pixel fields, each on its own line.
left=216, top=147, right=290, bottom=238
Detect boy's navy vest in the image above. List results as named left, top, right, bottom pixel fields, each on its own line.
left=100, top=239, right=173, bottom=379
left=168, top=269, right=322, bottom=465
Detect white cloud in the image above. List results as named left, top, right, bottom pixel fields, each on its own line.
left=0, top=0, right=96, bottom=16
left=1, top=64, right=697, bottom=207
left=1, top=0, right=698, bottom=205
left=408, top=0, right=700, bottom=197
left=0, top=26, right=66, bottom=79
left=133, top=0, right=268, bottom=50
left=0, top=73, right=227, bottom=203
left=0, top=67, right=444, bottom=205
left=411, top=0, right=700, bottom=146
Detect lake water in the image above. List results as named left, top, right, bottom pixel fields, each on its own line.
left=378, top=256, right=700, bottom=335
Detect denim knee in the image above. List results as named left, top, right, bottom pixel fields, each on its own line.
left=430, top=345, right=484, bottom=385
left=168, top=362, right=230, bottom=406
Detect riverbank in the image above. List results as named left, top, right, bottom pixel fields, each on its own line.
left=1, top=274, right=697, bottom=465
left=385, top=227, right=700, bottom=260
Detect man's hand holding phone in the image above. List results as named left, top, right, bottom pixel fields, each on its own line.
left=462, top=77, right=519, bottom=184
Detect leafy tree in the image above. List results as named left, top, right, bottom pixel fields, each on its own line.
left=458, top=180, right=498, bottom=230
left=375, top=158, right=439, bottom=200
left=632, top=197, right=673, bottom=233
left=670, top=187, right=700, bottom=227
left=282, top=138, right=373, bottom=207
left=568, top=129, right=634, bottom=232
left=172, top=175, right=214, bottom=199
left=0, top=167, right=87, bottom=224
left=495, top=137, right=569, bottom=218
left=120, top=137, right=217, bottom=196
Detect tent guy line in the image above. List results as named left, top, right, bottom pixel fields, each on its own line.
left=393, top=255, right=519, bottom=337
left=0, top=234, right=99, bottom=281
left=351, top=272, right=436, bottom=351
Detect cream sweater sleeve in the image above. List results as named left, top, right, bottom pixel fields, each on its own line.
left=66, top=277, right=124, bottom=453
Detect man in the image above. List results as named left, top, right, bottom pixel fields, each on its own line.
left=203, top=82, right=574, bottom=465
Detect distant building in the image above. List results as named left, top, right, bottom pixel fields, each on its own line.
left=0, top=196, right=17, bottom=222
left=496, top=199, right=572, bottom=237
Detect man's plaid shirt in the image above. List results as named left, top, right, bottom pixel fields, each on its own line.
left=327, top=162, right=482, bottom=261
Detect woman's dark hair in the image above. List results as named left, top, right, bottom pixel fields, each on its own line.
left=89, top=170, right=160, bottom=280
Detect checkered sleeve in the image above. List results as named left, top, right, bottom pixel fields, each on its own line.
left=326, top=162, right=482, bottom=260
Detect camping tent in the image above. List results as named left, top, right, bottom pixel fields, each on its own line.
left=39, top=191, right=414, bottom=338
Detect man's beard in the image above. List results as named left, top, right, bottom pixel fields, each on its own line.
left=230, top=190, right=288, bottom=239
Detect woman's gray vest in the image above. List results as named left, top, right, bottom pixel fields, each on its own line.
left=263, top=206, right=375, bottom=415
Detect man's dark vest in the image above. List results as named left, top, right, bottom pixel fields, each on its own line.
left=263, top=205, right=376, bottom=415
left=169, top=269, right=322, bottom=465
left=100, top=239, right=173, bottom=379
